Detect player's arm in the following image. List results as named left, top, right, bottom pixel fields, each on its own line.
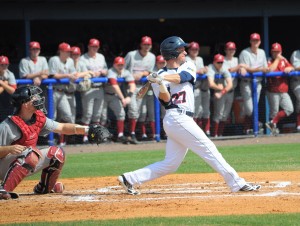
left=268, top=58, right=281, bottom=72
left=53, top=123, right=89, bottom=135
left=224, top=76, right=233, bottom=92
left=163, top=70, right=194, bottom=84
left=109, top=78, right=126, bottom=100
left=158, top=83, right=170, bottom=102
left=207, top=77, right=223, bottom=91
left=0, top=145, right=27, bottom=158
left=0, top=80, right=16, bottom=94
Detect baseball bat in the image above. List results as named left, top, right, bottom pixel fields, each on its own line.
left=136, top=73, right=157, bottom=99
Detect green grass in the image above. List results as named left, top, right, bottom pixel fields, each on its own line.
left=7, top=213, right=300, bottom=226
left=27, top=143, right=300, bottom=180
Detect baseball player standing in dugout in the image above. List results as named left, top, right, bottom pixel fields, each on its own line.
left=0, top=86, right=92, bottom=200
left=239, top=33, right=269, bottom=135
left=124, top=36, right=156, bottom=143
left=19, top=41, right=49, bottom=86
left=118, top=36, right=261, bottom=195
left=80, top=38, right=108, bottom=143
left=265, top=43, right=294, bottom=135
left=207, top=54, right=233, bottom=137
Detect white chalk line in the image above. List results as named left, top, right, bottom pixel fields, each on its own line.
left=68, top=181, right=300, bottom=203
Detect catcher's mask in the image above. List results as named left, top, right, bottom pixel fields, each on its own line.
left=11, top=85, right=47, bottom=114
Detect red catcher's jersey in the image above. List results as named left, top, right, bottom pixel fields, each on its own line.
left=267, top=58, right=291, bottom=93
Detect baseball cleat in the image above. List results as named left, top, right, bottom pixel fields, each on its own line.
left=0, top=186, right=11, bottom=200
left=265, top=121, right=278, bottom=135
left=118, top=175, right=140, bottom=195
left=239, top=183, right=261, bottom=192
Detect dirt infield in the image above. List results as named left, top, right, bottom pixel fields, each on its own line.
left=0, top=134, right=299, bottom=224
left=0, top=172, right=300, bottom=224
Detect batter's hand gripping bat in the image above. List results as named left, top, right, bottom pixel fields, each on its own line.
left=136, top=73, right=157, bottom=99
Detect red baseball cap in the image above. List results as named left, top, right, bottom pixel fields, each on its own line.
left=71, top=46, right=81, bottom=55
left=213, top=54, right=224, bottom=63
left=189, top=42, right=200, bottom=50
left=30, top=41, right=41, bottom=49
left=141, top=36, right=152, bottom=45
left=88, top=38, right=100, bottom=47
left=156, top=55, right=165, bottom=63
left=225, top=41, right=236, bottom=50
left=0, top=56, right=9, bottom=65
left=250, top=33, right=261, bottom=40
left=59, top=42, right=71, bottom=52
left=271, top=42, right=282, bottom=52
left=114, top=56, right=125, bottom=65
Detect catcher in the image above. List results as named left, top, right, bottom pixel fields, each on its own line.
left=0, top=85, right=111, bottom=200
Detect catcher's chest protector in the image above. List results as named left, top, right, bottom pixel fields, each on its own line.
left=11, top=110, right=46, bottom=147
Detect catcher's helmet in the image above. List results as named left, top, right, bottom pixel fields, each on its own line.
left=160, top=36, right=188, bottom=60
left=11, top=86, right=46, bottom=113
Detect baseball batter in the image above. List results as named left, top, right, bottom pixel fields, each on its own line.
left=48, top=42, right=78, bottom=145
left=118, top=36, right=261, bottom=195
left=185, top=42, right=210, bottom=135
left=0, top=86, right=91, bottom=200
left=19, top=41, right=49, bottom=86
left=80, top=38, right=108, bottom=143
left=290, top=48, right=300, bottom=132
left=265, top=43, right=294, bottom=135
left=104, top=57, right=136, bottom=143
left=207, top=54, right=233, bottom=137
left=124, top=36, right=156, bottom=143
left=239, top=33, right=269, bottom=134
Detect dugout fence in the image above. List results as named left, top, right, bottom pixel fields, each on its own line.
left=12, top=71, right=300, bottom=145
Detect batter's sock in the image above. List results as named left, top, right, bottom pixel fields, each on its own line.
left=117, top=120, right=124, bottom=136
left=272, top=110, right=287, bottom=124
left=297, top=113, right=300, bottom=126
left=218, top=121, right=225, bottom=136
left=244, top=116, right=253, bottom=131
left=129, top=118, right=137, bottom=134
left=59, top=134, right=65, bottom=144
left=150, top=121, right=155, bottom=138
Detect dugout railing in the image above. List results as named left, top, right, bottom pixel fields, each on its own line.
left=15, top=71, right=300, bottom=144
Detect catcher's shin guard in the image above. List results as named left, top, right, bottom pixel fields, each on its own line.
left=2, top=150, right=39, bottom=191
left=34, top=146, right=65, bottom=194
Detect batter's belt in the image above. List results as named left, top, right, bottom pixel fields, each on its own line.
left=167, top=107, right=194, bottom=118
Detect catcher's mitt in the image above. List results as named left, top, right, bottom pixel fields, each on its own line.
left=78, top=76, right=92, bottom=92
left=88, top=125, right=112, bottom=145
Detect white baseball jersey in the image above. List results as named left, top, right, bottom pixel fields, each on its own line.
left=19, top=56, right=49, bottom=78
left=207, top=64, right=231, bottom=87
left=105, top=67, right=134, bottom=94
left=124, top=50, right=155, bottom=78
left=223, top=57, right=238, bottom=89
left=80, top=53, right=107, bottom=73
left=0, top=70, right=16, bottom=85
left=239, top=47, right=267, bottom=81
left=75, top=60, right=88, bottom=72
left=48, top=56, right=76, bottom=90
left=152, top=61, right=196, bottom=113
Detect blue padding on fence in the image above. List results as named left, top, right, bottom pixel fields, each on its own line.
left=14, top=71, right=300, bottom=144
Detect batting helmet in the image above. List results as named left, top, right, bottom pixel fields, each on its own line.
left=11, top=86, right=47, bottom=113
left=160, top=36, right=188, bottom=60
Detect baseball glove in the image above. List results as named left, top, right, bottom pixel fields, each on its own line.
left=88, top=124, right=112, bottom=145
left=78, top=76, right=92, bottom=92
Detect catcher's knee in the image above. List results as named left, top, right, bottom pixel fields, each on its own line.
left=3, top=149, right=39, bottom=191
left=47, top=146, right=65, bottom=163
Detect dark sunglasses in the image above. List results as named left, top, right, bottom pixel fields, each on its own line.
left=216, top=62, right=223, bottom=64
